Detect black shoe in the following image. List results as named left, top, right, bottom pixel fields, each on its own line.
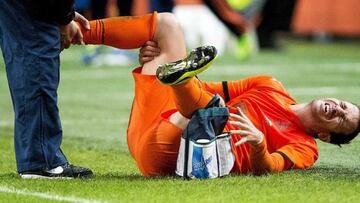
left=156, top=45, right=217, bottom=85
left=19, top=163, right=93, bottom=179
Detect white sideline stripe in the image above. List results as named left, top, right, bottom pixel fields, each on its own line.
left=0, top=186, right=105, bottom=203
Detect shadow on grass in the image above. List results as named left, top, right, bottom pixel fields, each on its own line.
left=0, top=173, right=19, bottom=179
left=94, top=173, right=178, bottom=182
left=301, top=165, right=360, bottom=181
left=95, top=165, right=360, bottom=182
left=0, top=171, right=178, bottom=181
left=1, top=166, right=359, bottom=182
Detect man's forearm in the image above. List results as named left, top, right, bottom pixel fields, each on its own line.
left=250, top=139, right=285, bottom=175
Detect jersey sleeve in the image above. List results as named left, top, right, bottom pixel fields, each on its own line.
left=250, top=138, right=287, bottom=175
left=203, top=76, right=289, bottom=102
left=250, top=138, right=318, bottom=174
left=276, top=141, right=319, bottom=170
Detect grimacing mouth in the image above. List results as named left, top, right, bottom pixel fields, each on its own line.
left=323, top=102, right=336, bottom=120
left=320, top=98, right=343, bottom=121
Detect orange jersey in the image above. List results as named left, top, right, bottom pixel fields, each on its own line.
left=128, top=72, right=318, bottom=176
left=216, top=76, right=319, bottom=173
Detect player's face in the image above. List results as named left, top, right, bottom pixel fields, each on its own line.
left=310, top=98, right=359, bottom=135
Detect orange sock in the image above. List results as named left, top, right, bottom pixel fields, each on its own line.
left=79, top=13, right=157, bottom=49
left=172, top=78, right=214, bottom=118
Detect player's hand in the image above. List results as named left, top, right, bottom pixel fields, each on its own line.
left=71, top=12, right=90, bottom=45
left=74, top=12, right=90, bottom=30
left=139, top=41, right=160, bottom=65
left=229, top=107, right=264, bottom=146
left=60, top=12, right=90, bottom=51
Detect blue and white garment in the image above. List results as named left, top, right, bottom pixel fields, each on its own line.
left=176, top=95, right=235, bottom=179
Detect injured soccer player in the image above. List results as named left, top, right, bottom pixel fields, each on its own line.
left=76, top=12, right=360, bottom=176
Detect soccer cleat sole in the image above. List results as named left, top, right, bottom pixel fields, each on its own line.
left=156, top=46, right=217, bottom=85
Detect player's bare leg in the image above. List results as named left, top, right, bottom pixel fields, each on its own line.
left=141, top=13, right=187, bottom=75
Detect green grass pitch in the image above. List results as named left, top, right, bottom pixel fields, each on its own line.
left=1, top=39, right=360, bottom=203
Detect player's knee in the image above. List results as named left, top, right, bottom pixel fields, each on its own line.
left=156, top=12, right=181, bottom=35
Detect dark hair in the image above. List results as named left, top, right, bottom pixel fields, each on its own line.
left=329, top=129, right=360, bottom=145
left=329, top=104, right=360, bottom=145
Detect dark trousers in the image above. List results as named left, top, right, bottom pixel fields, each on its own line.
left=149, top=0, right=174, bottom=13
left=0, top=0, right=67, bottom=172
left=257, top=0, right=297, bottom=48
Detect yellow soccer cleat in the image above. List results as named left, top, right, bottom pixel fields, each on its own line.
left=156, top=46, right=217, bottom=85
